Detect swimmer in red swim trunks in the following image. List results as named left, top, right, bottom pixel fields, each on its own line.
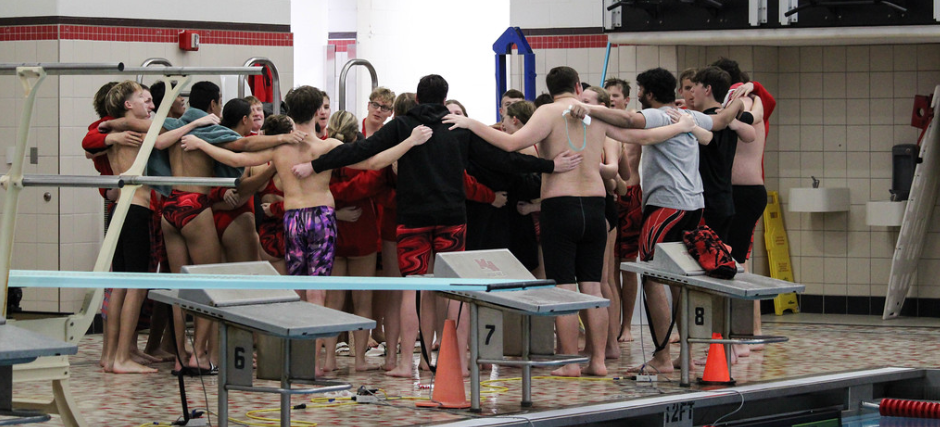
left=102, top=81, right=304, bottom=373
left=181, top=89, right=431, bottom=302
left=97, top=81, right=220, bottom=375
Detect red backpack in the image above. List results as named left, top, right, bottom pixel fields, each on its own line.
left=682, top=225, right=737, bottom=279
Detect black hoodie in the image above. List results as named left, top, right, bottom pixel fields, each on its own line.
left=310, top=103, right=555, bottom=227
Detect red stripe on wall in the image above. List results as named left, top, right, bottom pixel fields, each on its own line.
left=0, top=25, right=58, bottom=42
left=525, top=34, right=610, bottom=49
left=1, top=25, right=292, bottom=46
left=328, top=39, right=355, bottom=53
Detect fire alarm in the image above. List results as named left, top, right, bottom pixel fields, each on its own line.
left=179, top=30, right=200, bottom=51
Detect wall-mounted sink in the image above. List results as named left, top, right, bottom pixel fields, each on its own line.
left=788, top=187, right=850, bottom=212
left=866, top=201, right=907, bottom=226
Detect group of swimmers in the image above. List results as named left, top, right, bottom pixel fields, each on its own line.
left=84, top=55, right=772, bottom=379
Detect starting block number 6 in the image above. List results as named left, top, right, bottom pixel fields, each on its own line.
left=226, top=326, right=254, bottom=387
left=478, top=307, right=504, bottom=360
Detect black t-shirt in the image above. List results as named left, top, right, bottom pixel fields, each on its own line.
left=310, top=103, right=554, bottom=227
left=699, top=107, right=737, bottom=217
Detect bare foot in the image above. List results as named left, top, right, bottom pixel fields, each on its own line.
left=133, top=347, right=162, bottom=363
left=605, top=344, right=621, bottom=360
left=385, top=365, right=415, bottom=378
left=669, top=333, right=680, bottom=344
left=383, top=355, right=397, bottom=371
left=322, top=360, right=337, bottom=372
left=629, top=357, right=674, bottom=374
left=582, top=361, right=608, bottom=377
left=551, top=364, right=581, bottom=377
left=672, top=356, right=694, bottom=372
left=131, top=353, right=154, bottom=366
left=733, top=344, right=750, bottom=358
left=750, top=343, right=765, bottom=352
left=618, top=329, right=634, bottom=343
left=111, top=359, right=158, bottom=374
left=354, top=362, right=379, bottom=372
left=146, top=348, right=176, bottom=362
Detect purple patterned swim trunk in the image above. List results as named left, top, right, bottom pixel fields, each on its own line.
left=284, top=205, right=337, bottom=277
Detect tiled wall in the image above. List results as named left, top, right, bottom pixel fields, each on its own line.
left=767, top=44, right=940, bottom=313
left=0, top=40, right=61, bottom=312
left=2, top=28, right=293, bottom=313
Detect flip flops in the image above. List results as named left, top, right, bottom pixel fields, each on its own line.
left=171, top=363, right=218, bottom=377
left=365, top=342, right=386, bottom=357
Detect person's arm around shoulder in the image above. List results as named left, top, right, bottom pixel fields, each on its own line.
left=222, top=131, right=306, bottom=152
left=155, top=114, right=221, bottom=149
left=443, top=107, right=553, bottom=152
left=710, top=98, right=750, bottom=131
left=346, top=125, right=432, bottom=170
left=728, top=118, right=756, bottom=143
left=568, top=104, right=646, bottom=129
left=180, top=134, right=273, bottom=168
left=99, top=116, right=150, bottom=133
left=749, top=96, right=764, bottom=126
left=605, top=111, right=697, bottom=146
left=600, top=137, right=621, bottom=180
left=295, top=120, right=401, bottom=178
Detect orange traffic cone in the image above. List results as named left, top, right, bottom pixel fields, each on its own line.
left=416, top=319, right=470, bottom=409
left=698, top=332, right=736, bottom=385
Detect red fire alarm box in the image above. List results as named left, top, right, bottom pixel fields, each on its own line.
left=179, top=30, right=200, bottom=51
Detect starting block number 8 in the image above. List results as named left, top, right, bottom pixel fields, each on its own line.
left=688, top=291, right=718, bottom=339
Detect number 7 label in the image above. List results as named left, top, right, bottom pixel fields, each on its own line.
left=478, top=306, right=504, bottom=360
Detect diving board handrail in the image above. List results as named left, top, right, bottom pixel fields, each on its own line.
left=338, top=59, right=378, bottom=112
left=0, top=63, right=124, bottom=75
left=135, top=58, right=172, bottom=84
left=14, top=175, right=239, bottom=189
left=237, top=57, right=282, bottom=115
left=123, top=66, right=264, bottom=76
left=0, top=63, right=265, bottom=77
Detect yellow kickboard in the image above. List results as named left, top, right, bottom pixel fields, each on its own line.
left=763, top=191, right=799, bottom=315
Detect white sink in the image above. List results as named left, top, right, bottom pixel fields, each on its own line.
left=788, top=187, right=850, bottom=212
left=866, top=200, right=907, bottom=226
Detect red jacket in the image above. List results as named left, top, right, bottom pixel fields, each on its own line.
left=82, top=117, right=115, bottom=199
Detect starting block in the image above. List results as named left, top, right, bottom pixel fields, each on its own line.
left=434, top=249, right=609, bottom=412
left=622, top=242, right=805, bottom=387
left=150, top=262, right=375, bottom=427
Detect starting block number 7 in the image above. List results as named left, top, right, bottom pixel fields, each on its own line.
left=478, top=307, right=504, bottom=360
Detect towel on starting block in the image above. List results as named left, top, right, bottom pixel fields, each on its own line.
left=682, top=225, right=736, bottom=279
